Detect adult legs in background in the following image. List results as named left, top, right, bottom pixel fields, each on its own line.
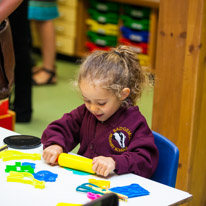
left=28, top=0, right=59, bottom=86
left=9, top=0, right=32, bottom=122
left=32, top=20, right=57, bottom=85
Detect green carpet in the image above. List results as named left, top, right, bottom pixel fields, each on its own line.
left=15, top=55, right=153, bottom=153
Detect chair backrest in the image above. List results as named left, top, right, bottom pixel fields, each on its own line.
left=151, top=131, right=179, bottom=187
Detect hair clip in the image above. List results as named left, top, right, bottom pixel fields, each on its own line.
left=113, top=51, right=122, bottom=57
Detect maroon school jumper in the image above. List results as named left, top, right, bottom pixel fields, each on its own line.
left=41, top=104, right=159, bottom=178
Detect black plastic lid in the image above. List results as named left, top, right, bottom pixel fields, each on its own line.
left=3, top=135, right=41, bottom=149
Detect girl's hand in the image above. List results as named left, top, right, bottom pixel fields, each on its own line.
left=92, top=156, right=115, bottom=177
left=42, top=144, right=63, bottom=165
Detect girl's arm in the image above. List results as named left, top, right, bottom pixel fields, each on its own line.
left=41, top=105, right=86, bottom=153
left=110, top=134, right=159, bottom=178
left=0, top=0, right=23, bottom=23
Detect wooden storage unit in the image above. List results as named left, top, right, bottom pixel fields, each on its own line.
left=31, top=0, right=77, bottom=56
left=55, top=0, right=77, bottom=55
left=76, top=0, right=159, bottom=72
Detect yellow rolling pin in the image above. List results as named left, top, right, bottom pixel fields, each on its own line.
left=58, top=153, right=95, bottom=174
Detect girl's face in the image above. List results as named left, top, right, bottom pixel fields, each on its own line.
left=79, top=79, right=122, bottom=122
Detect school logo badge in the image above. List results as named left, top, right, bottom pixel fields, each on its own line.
left=109, top=127, right=132, bottom=152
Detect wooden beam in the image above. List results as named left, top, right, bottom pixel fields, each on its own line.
left=111, top=0, right=159, bottom=8
left=75, top=0, right=89, bottom=57
left=181, top=0, right=206, bottom=205
left=149, top=8, right=158, bottom=72
left=152, top=0, right=206, bottom=205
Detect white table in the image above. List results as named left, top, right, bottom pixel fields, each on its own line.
left=0, top=127, right=192, bottom=206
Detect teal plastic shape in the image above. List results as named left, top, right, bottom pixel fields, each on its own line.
left=121, top=15, right=150, bottom=31
left=5, top=162, right=35, bottom=173
left=89, top=0, right=120, bottom=12
left=124, top=5, right=150, bottom=19
left=87, top=31, right=117, bottom=47
left=88, top=9, right=119, bottom=24
left=64, top=167, right=90, bottom=176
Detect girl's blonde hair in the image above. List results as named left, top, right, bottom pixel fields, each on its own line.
left=78, top=45, right=152, bottom=107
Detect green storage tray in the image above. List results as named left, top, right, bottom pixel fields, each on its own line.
left=124, top=5, right=150, bottom=19
left=89, top=0, right=119, bottom=12
left=121, top=15, right=150, bottom=31
left=88, top=9, right=119, bottom=24
left=87, top=31, right=117, bottom=47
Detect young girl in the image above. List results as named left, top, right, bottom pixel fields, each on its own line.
left=41, top=45, right=159, bottom=178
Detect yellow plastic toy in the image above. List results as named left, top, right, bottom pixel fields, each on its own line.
left=0, top=150, right=41, bottom=161
left=89, top=178, right=110, bottom=190
left=56, top=204, right=82, bottom=206
left=58, top=153, right=95, bottom=174
left=7, top=171, right=45, bottom=189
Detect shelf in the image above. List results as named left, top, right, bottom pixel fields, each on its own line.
left=111, top=0, right=159, bottom=8
left=75, top=0, right=159, bottom=72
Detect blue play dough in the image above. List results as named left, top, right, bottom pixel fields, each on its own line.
left=33, top=170, right=58, bottom=182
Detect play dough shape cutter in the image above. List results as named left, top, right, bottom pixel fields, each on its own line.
left=109, top=183, right=149, bottom=198
left=0, top=150, right=41, bottom=161
left=33, top=170, right=58, bottom=182
left=7, top=171, right=45, bottom=189
left=89, top=179, right=110, bottom=189
left=5, top=162, right=35, bottom=173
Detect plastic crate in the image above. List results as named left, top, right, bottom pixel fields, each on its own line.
left=119, top=37, right=148, bottom=54
left=121, top=26, right=149, bottom=43
left=0, top=99, right=9, bottom=115
left=86, top=41, right=111, bottom=52
left=121, top=15, right=150, bottom=31
left=0, top=110, right=15, bottom=131
left=87, top=31, right=117, bottom=47
left=88, top=9, right=119, bottom=24
left=124, top=5, right=150, bottom=19
left=86, top=19, right=118, bottom=36
left=89, top=0, right=119, bottom=12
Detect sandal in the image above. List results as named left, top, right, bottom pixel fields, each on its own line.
left=32, top=66, right=42, bottom=75
left=32, top=65, right=56, bottom=75
left=32, top=67, right=57, bottom=86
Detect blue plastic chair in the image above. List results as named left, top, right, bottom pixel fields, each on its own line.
left=151, top=131, right=179, bottom=187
